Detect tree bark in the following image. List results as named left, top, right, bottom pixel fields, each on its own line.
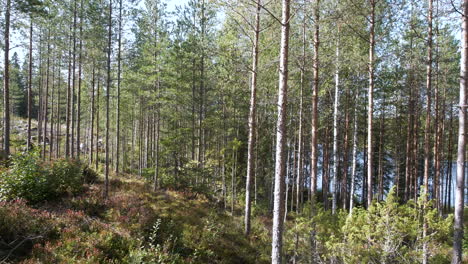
left=423, top=1, right=433, bottom=262
left=310, top=0, right=320, bottom=204
left=66, top=22, right=72, bottom=158
left=349, top=97, right=358, bottom=215
left=116, top=0, right=123, bottom=174
left=77, top=0, right=83, bottom=159
left=367, top=0, right=376, bottom=208
left=331, top=34, right=340, bottom=214
left=271, top=0, right=290, bottom=262
left=3, top=0, right=11, bottom=155
left=27, top=17, right=33, bottom=150
left=43, top=32, right=50, bottom=159
left=90, top=64, right=95, bottom=165
left=244, top=0, right=261, bottom=236
left=452, top=1, right=467, bottom=262
left=105, top=0, right=112, bottom=198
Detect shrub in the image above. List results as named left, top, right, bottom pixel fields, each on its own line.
left=0, top=150, right=51, bottom=203
left=47, top=159, right=83, bottom=195
left=82, top=165, right=99, bottom=184
left=0, top=151, right=94, bottom=203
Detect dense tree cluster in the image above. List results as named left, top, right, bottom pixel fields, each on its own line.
left=0, top=0, right=466, bottom=262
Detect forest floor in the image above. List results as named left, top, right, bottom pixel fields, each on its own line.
left=2, top=174, right=271, bottom=264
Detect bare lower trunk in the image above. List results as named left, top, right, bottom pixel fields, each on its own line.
left=104, top=0, right=112, bottom=198
left=244, top=0, right=261, bottom=236
left=310, top=0, right=320, bottom=202
left=3, top=0, right=11, bottom=155
left=271, top=0, right=290, bottom=262
left=27, top=18, right=33, bottom=150
left=423, top=1, right=433, bottom=263
left=331, top=36, right=340, bottom=214
left=349, top=99, right=358, bottom=215
left=296, top=18, right=306, bottom=212
left=77, top=0, right=83, bottom=159
left=367, top=0, right=376, bottom=208
left=43, top=33, right=50, bottom=159
left=452, top=1, right=467, bottom=263
left=90, top=65, right=95, bottom=165
left=116, top=0, right=123, bottom=174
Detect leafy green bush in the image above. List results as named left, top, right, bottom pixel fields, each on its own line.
left=82, top=165, right=99, bottom=184
left=0, top=150, right=50, bottom=203
left=0, top=151, right=96, bottom=203
left=284, top=187, right=454, bottom=263
left=47, top=159, right=83, bottom=195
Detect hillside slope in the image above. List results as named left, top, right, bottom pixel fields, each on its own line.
left=1, top=175, right=271, bottom=264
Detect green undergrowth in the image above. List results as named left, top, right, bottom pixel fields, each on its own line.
left=0, top=175, right=271, bottom=264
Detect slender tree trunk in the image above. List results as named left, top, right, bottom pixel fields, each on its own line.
left=296, top=17, right=306, bottom=213
left=199, top=0, right=206, bottom=170
left=104, top=0, right=112, bottom=198
left=342, top=92, right=350, bottom=209
left=3, top=0, right=11, bottom=155
left=271, top=0, right=290, bottom=262
left=433, top=1, right=441, bottom=212
left=49, top=51, right=55, bottom=161
left=452, top=1, right=467, bottom=262
left=71, top=0, right=77, bottom=158
left=412, top=106, right=420, bottom=202
left=27, top=17, right=33, bottom=150
left=56, top=53, right=62, bottom=158
left=95, top=74, right=100, bottom=171
left=422, top=1, right=433, bottom=263
left=244, top=0, right=261, bottom=236
left=310, top=0, right=320, bottom=203
left=116, top=0, right=123, bottom=174
left=66, top=23, right=72, bottom=158
left=367, top=0, right=376, bottom=208
left=377, top=107, right=385, bottom=201
left=90, top=65, right=95, bottom=165
left=349, top=97, right=358, bottom=215
left=43, top=32, right=51, bottom=159
left=331, top=34, right=340, bottom=214
left=445, top=106, right=454, bottom=211
left=38, top=33, right=43, bottom=148
left=322, top=126, right=330, bottom=210
left=77, top=0, right=83, bottom=159
left=309, top=2, right=320, bottom=259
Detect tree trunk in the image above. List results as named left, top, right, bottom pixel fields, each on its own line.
left=105, top=0, right=112, bottom=198
left=367, top=0, right=376, bottom=208
left=3, top=0, right=11, bottom=155
left=296, top=16, right=306, bottom=213
left=244, top=0, right=261, bottom=236
left=377, top=107, right=385, bottom=201
left=90, top=64, right=95, bottom=165
left=342, top=91, right=350, bottom=209
left=423, top=1, right=433, bottom=262
left=452, top=1, right=467, bottom=262
left=77, top=0, right=83, bottom=159
left=43, top=32, right=50, bottom=159
left=66, top=22, right=72, bottom=158
left=349, top=97, right=358, bottom=215
left=27, top=17, right=33, bottom=150
left=95, top=74, right=100, bottom=171
left=322, top=126, right=330, bottom=210
left=331, top=34, right=340, bottom=214
left=310, top=0, right=320, bottom=203
left=271, top=0, right=290, bottom=262
left=116, top=0, right=123, bottom=174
